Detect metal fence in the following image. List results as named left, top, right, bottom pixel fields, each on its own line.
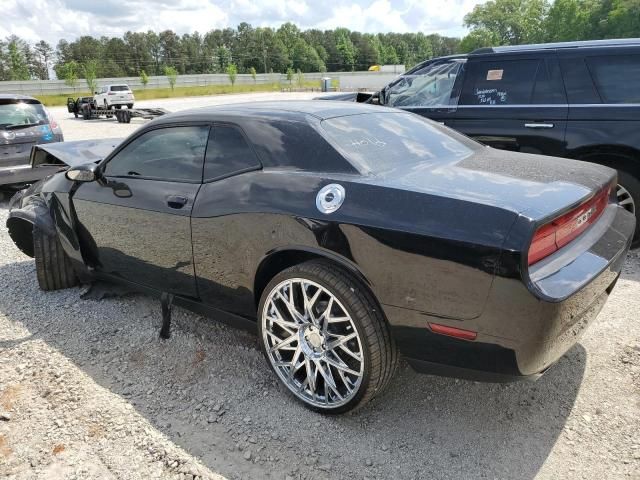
left=0, top=71, right=403, bottom=96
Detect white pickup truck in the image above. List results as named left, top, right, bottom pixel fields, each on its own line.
left=93, top=84, right=135, bottom=109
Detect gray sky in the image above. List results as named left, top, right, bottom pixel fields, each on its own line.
left=1, top=0, right=487, bottom=45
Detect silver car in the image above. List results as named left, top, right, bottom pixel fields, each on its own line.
left=1, top=94, right=63, bottom=188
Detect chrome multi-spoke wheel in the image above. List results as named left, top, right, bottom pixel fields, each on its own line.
left=261, top=278, right=365, bottom=408
left=617, top=183, right=636, bottom=215
left=259, top=260, right=398, bottom=413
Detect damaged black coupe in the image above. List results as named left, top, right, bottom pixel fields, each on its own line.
left=6, top=101, right=635, bottom=413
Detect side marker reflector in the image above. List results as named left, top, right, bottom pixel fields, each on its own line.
left=428, top=323, right=477, bottom=341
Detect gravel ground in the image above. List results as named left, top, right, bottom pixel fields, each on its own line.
left=1, top=93, right=640, bottom=480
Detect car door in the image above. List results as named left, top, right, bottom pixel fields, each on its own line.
left=190, top=123, right=263, bottom=316
left=452, top=54, right=568, bottom=156
left=383, top=58, right=466, bottom=127
left=72, top=124, right=210, bottom=297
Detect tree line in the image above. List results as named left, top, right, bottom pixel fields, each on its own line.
left=0, top=23, right=456, bottom=82
left=0, top=0, right=638, bottom=83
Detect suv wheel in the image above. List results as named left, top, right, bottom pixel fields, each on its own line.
left=616, top=170, right=640, bottom=248
left=258, top=260, right=397, bottom=413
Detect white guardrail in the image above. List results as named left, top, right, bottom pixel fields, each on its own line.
left=0, top=71, right=404, bottom=96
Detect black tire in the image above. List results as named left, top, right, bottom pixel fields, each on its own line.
left=33, top=227, right=78, bottom=291
left=82, top=107, right=89, bottom=120
left=127, top=104, right=134, bottom=109
left=617, top=169, right=640, bottom=248
left=74, top=112, right=78, bottom=118
left=124, top=110, right=131, bottom=123
left=257, top=259, right=398, bottom=413
left=115, top=105, right=122, bottom=110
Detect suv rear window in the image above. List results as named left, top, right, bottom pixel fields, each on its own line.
left=460, top=59, right=562, bottom=105
left=110, top=85, right=130, bottom=92
left=0, top=99, right=48, bottom=129
left=321, top=112, right=477, bottom=176
left=586, top=55, right=640, bottom=104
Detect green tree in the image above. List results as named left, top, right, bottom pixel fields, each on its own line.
left=460, top=29, right=501, bottom=52
left=249, top=66, right=257, bottom=83
left=164, top=65, right=178, bottom=90
left=464, top=0, right=550, bottom=45
left=7, top=38, right=30, bottom=80
left=544, top=0, right=599, bottom=41
left=216, top=46, right=231, bottom=71
left=82, top=59, right=99, bottom=93
left=605, top=0, right=640, bottom=38
left=286, top=67, right=294, bottom=85
left=32, top=40, right=53, bottom=80
left=335, top=29, right=356, bottom=71
left=140, top=69, right=149, bottom=88
left=296, top=68, right=304, bottom=87
left=59, top=61, right=79, bottom=90
left=227, top=63, right=237, bottom=87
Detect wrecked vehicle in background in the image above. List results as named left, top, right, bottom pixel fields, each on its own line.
left=0, top=94, right=64, bottom=190
left=5, top=101, right=636, bottom=414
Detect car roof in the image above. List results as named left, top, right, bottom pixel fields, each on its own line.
left=151, top=100, right=395, bottom=124
left=471, top=38, right=640, bottom=54
left=0, top=94, right=41, bottom=102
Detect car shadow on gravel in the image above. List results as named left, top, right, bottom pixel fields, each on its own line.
left=0, top=258, right=587, bottom=480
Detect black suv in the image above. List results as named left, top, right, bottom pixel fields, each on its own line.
left=330, top=38, right=640, bottom=246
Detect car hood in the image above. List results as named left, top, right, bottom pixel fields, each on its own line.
left=30, top=138, right=123, bottom=168
left=373, top=146, right=616, bottom=220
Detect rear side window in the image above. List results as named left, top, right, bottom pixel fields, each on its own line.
left=460, top=59, right=560, bottom=105
left=110, top=85, right=130, bottom=92
left=586, top=55, right=640, bottom=103
left=105, top=125, right=209, bottom=182
left=204, top=125, right=261, bottom=181
left=321, top=112, right=477, bottom=176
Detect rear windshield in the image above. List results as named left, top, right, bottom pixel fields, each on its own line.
left=320, top=112, right=477, bottom=176
left=110, top=85, right=130, bottom=91
left=0, top=100, right=48, bottom=129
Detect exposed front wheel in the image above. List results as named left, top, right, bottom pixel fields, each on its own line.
left=616, top=170, right=640, bottom=248
left=33, top=227, right=78, bottom=291
left=258, top=260, right=397, bottom=413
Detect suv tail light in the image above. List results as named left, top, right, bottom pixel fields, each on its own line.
left=528, top=186, right=611, bottom=266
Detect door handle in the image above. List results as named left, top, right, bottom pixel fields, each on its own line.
left=524, top=123, right=554, bottom=129
left=166, top=195, right=188, bottom=209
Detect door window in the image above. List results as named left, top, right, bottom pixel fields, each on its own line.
left=460, top=59, right=555, bottom=105
left=204, top=125, right=261, bottom=181
left=104, top=125, right=209, bottom=182
left=586, top=55, right=640, bottom=104
left=384, top=60, right=464, bottom=107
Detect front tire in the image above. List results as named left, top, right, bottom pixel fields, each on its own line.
left=258, top=260, right=397, bottom=413
left=33, top=227, right=78, bottom=291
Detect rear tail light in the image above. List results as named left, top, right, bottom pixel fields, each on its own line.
left=528, top=186, right=611, bottom=265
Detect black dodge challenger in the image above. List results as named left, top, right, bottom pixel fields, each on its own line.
left=5, top=101, right=635, bottom=413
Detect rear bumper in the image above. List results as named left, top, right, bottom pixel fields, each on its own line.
left=386, top=203, right=635, bottom=381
